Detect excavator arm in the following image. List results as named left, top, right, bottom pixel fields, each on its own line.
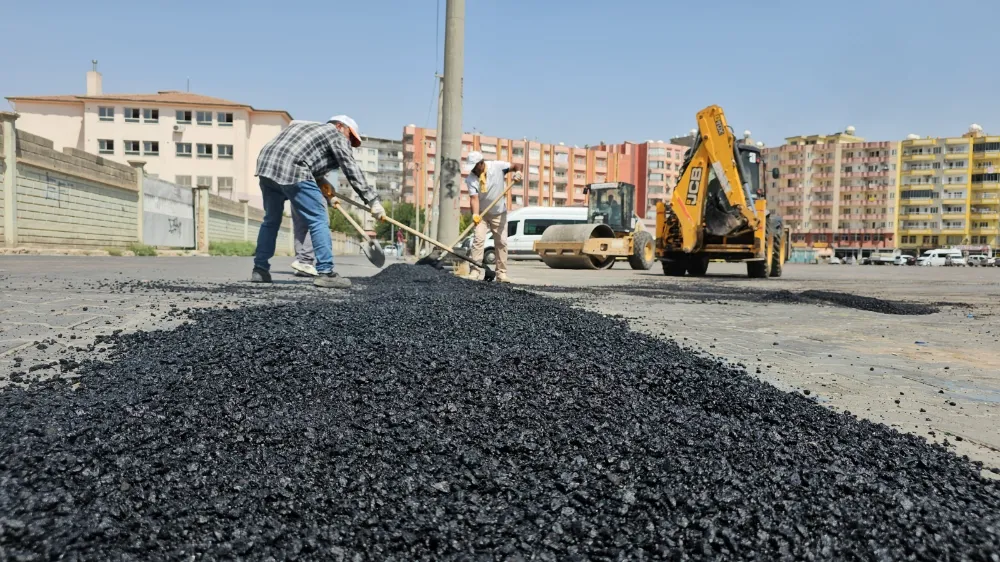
left=664, top=105, right=762, bottom=253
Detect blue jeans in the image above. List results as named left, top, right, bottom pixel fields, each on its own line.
left=254, top=177, right=334, bottom=273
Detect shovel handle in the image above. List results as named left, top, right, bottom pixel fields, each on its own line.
left=331, top=200, right=371, bottom=240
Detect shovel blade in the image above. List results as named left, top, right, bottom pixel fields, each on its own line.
left=363, top=239, right=386, bottom=268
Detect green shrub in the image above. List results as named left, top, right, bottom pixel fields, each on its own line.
left=127, top=243, right=158, bottom=257
left=209, top=241, right=257, bottom=257
left=105, top=247, right=124, bottom=257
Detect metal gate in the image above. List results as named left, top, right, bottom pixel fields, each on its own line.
left=143, top=177, right=195, bottom=248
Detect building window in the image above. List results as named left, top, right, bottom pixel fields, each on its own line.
left=97, top=139, right=114, bottom=154
left=648, top=147, right=666, bottom=157
left=217, top=177, right=234, bottom=197
left=124, top=140, right=140, bottom=155
left=649, top=173, right=665, bottom=182
left=196, top=111, right=213, bottom=125
left=98, top=107, right=114, bottom=121
left=500, top=147, right=509, bottom=159
left=124, top=108, right=140, bottom=122
left=574, top=156, right=586, bottom=166
left=143, top=141, right=160, bottom=156
left=176, top=110, right=192, bottom=124
left=529, top=165, right=540, bottom=175
left=368, top=148, right=377, bottom=156
left=217, top=144, right=234, bottom=159
left=176, top=143, right=192, bottom=157
left=175, top=175, right=192, bottom=187
left=196, top=176, right=212, bottom=188
left=529, top=148, right=540, bottom=159
left=217, top=112, right=234, bottom=126
left=481, top=143, right=497, bottom=154
left=513, top=147, right=524, bottom=158
left=197, top=143, right=213, bottom=158
left=649, top=160, right=665, bottom=169
left=143, top=109, right=159, bottom=123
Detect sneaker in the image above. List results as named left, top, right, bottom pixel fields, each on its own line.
left=496, top=275, right=513, bottom=283
left=291, top=260, right=318, bottom=277
left=313, top=272, right=352, bottom=289
left=251, top=267, right=272, bottom=283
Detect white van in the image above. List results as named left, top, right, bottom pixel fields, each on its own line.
left=917, top=248, right=967, bottom=267
left=458, top=206, right=588, bottom=264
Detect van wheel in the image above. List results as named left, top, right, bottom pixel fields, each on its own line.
left=483, top=249, right=496, bottom=265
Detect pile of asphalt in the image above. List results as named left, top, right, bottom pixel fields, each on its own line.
left=526, top=283, right=940, bottom=315
left=1, top=263, right=996, bottom=560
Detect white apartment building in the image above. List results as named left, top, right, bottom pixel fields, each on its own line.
left=7, top=65, right=291, bottom=209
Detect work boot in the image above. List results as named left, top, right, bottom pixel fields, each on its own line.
left=291, top=260, right=318, bottom=277
left=313, top=272, right=352, bottom=289
left=496, top=275, right=513, bottom=284
left=251, top=267, right=272, bottom=283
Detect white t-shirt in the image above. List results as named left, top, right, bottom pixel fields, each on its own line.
left=465, top=160, right=511, bottom=216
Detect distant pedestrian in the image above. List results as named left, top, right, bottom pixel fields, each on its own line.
left=464, top=151, right=521, bottom=282
left=252, top=115, right=384, bottom=288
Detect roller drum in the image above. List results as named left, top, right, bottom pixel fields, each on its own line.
left=537, top=224, right=617, bottom=269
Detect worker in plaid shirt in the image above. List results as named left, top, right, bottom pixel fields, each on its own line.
left=252, top=115, right=384, bottom=288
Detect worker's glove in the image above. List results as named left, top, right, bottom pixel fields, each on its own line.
left=511, top=171, right=523, bottom=182
left=370, top=201, right=386, bottom=220
left=472, top=213, right=482, bottom=225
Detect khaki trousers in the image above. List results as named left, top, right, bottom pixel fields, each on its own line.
left=471, top=211, right=507, bottom=278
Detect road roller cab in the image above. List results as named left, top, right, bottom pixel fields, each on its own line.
left=532, top=182, right=657, bottom=271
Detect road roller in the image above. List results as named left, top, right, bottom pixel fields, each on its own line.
left=532, top=182, right=656, bottom=270
left=656, top=104, right=789, bottom=278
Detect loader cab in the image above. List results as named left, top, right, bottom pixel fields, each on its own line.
left=584, top=182, right=636, bottom=233
left=737, top=144, right=763, bottom=200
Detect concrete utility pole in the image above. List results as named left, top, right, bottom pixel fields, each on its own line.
left=428, top=73, right=444, bottom=241
left=437, top=0, right=464, bottom=247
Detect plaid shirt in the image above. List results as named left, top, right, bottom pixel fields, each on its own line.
left=255, top=122, right=379, bottom=203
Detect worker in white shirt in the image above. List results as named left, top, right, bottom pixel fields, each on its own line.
left=465, top=151, right=522, bottom=282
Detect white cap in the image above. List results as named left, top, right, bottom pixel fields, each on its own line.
left=328, top=114, right=362, bottom=148
left=467, top=151, right=484, bottom=167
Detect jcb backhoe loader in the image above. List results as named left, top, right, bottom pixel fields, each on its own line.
left=656, top=105, right=789, bottom=278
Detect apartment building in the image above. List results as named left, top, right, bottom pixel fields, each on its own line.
left=6, top=65, right=291, bottom=208
left=896, top=126, right=1000, bottom=253
left=401, top=126, right=636, bottom=216
left=763, top=128, right=899, bottom=252
left=334, top=135, right=404, bottom=201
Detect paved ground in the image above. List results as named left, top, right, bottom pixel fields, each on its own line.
left=2, top=255, right=998, bottom=474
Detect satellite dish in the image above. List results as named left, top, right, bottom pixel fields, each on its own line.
left=743, top=130, right=752, bottom=139
left=845, top=126, right=856, bottom=135
left=906, top=134, right=920, bottom=140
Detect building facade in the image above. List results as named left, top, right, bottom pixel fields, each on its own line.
left=7, top=67, right=291, bottom=209
left=600, top=141, right=688, bottom=217
left=897, top=127, right=1000, bottom=254
left=401, top=126, right=636, bottom=216
left=335, top=136, right=404, bottom=202
left=763, top=129, right=899, bottom=253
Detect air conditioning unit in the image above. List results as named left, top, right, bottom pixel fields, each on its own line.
left=172, top=124, right=185, bottom=133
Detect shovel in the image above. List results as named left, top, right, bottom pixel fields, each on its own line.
left=416, top=177, right=515, bottom=267
left=332, top=193, right=496, bottom=282
left=319, top=179, right=385, bottom=268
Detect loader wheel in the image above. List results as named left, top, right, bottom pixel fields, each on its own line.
left=687, top=255, right=709, bottom=277
left=769, top=230, right=783, bottom=278
left=747, top=260, right=768, bottom=278
left=662, top=260, right=687, bottom=276
left=628, top=231, right=655, bottom=270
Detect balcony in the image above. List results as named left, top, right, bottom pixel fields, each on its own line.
left=905, top=139, right=936, bottom=147
left=940, top=228, right=966, bottom=235
left=941, top=212, right=966, bottom=220
left=904, top=169, right=936, bottom=176
left=899, top=213, right=933, bottom=220
left=900, top=197, right=936, bottom=206
left=972, top=212, right=1000, bottom=220
left=899, top=229, right=934, bottom=235
left=945, top=152, right=970, bottom=160
left=902, top=154, right=935, bottom=162
left=974, top=182, right=1000, bottom=191
left=810, top=200, right=834, bottom=207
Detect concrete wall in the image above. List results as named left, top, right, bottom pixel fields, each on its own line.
left=207, top=193, right=294, bottom=251
left=9, top=101, right=85, bottom=152
left=12, top=127, right=139, bottom=249
left=16, top=163, right=138, bottom=248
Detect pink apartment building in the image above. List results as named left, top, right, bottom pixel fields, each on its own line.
left=402, top=126, right=637, bottom=216
left=7, top=66, right=291, bottom=209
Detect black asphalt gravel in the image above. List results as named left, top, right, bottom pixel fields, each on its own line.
left=527, top=283, right=941, bottom=315
left=1, top=264, right=997, bottom=560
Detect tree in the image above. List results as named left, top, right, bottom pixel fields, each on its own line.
left=458, top=213, right=473, bottom=235
left=374, top=201, right=425, bottom=241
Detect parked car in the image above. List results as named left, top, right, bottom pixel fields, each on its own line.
left=967, top=254, right=992, bottom=267
left=868, top=248, right=902, bottom=265
left=893, top=254, right=914, bottom=266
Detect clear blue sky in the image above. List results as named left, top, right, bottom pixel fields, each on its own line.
left=3, top=0, right=999, bottom=146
